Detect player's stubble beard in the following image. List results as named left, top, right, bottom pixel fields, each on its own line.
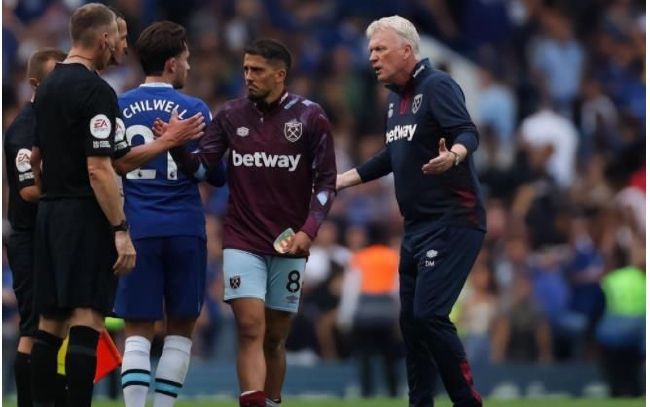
left=247, top=87, right=270, bottom=103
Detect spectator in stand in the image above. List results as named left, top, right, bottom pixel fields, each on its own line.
left=565, top=211, right=606, bottom=354
left=491, top=274, right=553, bottom=363
left=303, top=220, right=350, bottom=293
left=529, top=8, right=584, bottom=115
left=338, top=230, right=401, bottom=398
left=476, top=66, right=516, bottom=147
left=596, top=241, right=645, bottom=397
left=456, top=258, right=498, bottom=367
left=519, top=101, right=579, bottom=190
left=530, top=248, right=588, bottom=361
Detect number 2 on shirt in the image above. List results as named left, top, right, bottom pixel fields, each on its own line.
left=124, top=124, right=178, bottom=180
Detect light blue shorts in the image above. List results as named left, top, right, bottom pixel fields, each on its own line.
left=222, top=249, right=306, bottom=313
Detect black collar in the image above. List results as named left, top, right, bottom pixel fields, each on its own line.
left=253, top=90, right=289, bottom=112
left=386, top=59, right=432, bottom=94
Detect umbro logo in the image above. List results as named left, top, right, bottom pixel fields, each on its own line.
left=236, top=127, right=249, bottom=137
left=425, top=249, right=438, bottom=268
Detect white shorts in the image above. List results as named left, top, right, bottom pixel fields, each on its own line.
left=222, top=249, right=306, bottom=313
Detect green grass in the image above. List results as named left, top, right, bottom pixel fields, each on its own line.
left=186, top=399, right=644, bottom=407
left=174, top=400, right=644, bottom=407
left=4, top=398, right=644, bottom=407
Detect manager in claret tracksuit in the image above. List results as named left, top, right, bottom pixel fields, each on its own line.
left=337, top=15, right=486, bottom=407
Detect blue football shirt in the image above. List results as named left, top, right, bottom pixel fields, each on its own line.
left=118, top=83, right=212, bottom=239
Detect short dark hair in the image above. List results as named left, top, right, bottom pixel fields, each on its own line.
left=135, top=21, right=187, bottom=76
left=108, top=6, right=125, bottom=21
left=27, top=48, right=66, bottom=82
left=243, top=39, right=292, bottom=73
left=69, top=3, right=116, bottom=47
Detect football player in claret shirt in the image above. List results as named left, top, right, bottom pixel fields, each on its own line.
left=162, top=39, right=336, bottom=407
left=111, top=21, right=223, bottom=407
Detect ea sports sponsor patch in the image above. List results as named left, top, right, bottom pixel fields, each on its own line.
left=15, top=148, right=32, bottom=172
left=90, top=114, right=112, bottom=139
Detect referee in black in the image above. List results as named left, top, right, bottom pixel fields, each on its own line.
left=4, top=48, right=66, bottom=407
left=30, top=4, right=136, bottom=407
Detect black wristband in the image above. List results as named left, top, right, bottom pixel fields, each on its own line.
left=111, top=220, right=129, bottom=232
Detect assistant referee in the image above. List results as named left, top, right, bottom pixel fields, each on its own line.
left=30, top=4, right=136, bottom=407
left=4, top=48, right=66, bottom=407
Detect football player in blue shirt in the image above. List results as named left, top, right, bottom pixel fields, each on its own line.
left=112, top=21, right=224, bottom=407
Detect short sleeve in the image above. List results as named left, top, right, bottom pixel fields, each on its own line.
left=197, top=100, right=213, bottom=122
left=83, top=81, right=118, bottom=157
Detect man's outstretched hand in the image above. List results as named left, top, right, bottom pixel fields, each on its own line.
left=152, top=109, right=205, bottom=147
left=422, top=138, right=455, bottom=175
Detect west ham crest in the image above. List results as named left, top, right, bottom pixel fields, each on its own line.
left=230, top=276, right=241, bottom=289
left=284, top=121, right=303, bottom=142
left=412, top=94, right=423, bottom=114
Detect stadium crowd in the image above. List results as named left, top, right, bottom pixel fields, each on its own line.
left=3, top=0, right=646, bottom=399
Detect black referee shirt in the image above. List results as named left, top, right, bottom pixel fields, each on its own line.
left=33, top=63, right=117, bottom=200
left=4, top=103, right=38, bottom=229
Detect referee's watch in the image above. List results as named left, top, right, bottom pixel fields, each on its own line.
left=450, top=150, right=461, bottom=166
left=112, top=220, right=129, bottom=233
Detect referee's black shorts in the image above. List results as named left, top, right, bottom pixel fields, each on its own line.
left=6, top=229, right=38, bottom=337
left=34, top=198, right=118, bottom=318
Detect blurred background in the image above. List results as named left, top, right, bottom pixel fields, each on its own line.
left=2, top=0, right=646, bottom=401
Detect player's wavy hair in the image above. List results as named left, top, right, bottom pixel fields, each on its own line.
left=243, top=39, right=292, bottom=75
left=136, top=21, right=187, bottom=76
left=366, top=15, right=421, bottom=59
